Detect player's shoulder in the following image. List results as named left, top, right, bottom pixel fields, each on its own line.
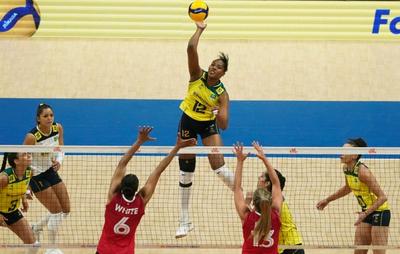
left=1, top=167, right=13, bottom=176
left=29, top=126, right=38, bottom=135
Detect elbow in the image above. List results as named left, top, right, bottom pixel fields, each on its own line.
left=187, top=43, right=195, bottom=52
left=381, top=194, right=388, bottom=203
left=217, top=119, right=228, bottom=130
left=219, top=125, right=227, bottom=130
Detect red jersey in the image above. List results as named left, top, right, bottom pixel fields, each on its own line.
left=97, top=193, right=145, bottom=254
left=242, top=208, right=281, bottom=254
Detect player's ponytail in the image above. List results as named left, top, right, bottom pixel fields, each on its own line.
left=1, top=153, right=18, bottom=172
left=218, top=52, right=229, bottom=72
left=1, top=153, right=8, bottom=172
left=253, top=188, right=272, bottom=244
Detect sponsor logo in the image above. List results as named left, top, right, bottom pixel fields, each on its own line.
left=372, top=9, right=400, bottom=34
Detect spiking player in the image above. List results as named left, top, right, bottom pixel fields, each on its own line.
left=96, top=127, right=196, bottom=254
left=176, top=20, right=234, bottom=239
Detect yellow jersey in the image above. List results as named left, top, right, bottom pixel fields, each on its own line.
left=179, top=71, right=226, bottom=121
left=0, top=167, right=32, bottom=213
left=344, top=161, right=389, bottom=212
left=278, top=200, right=303, bottom=253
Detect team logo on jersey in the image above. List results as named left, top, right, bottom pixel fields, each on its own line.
left=8, top=174, right=16, bottom=183
left=216, top=87, right=224, bottom=95
left=34, top=132, right=42, bottom=140
left=52, top=125, right=58, bottom=132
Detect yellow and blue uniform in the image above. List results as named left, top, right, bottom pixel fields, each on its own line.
left=344, top=161, right=390, bottom=226
left=180, top=71, right=226, bottom=122
left=179, top=71, right=227, bottom=140
left=279, top=200, right=304, bottom=254
left=0, top=167, right=32, bottom=225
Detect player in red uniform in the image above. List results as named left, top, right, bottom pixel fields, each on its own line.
left=96, top=127, right=196, bottom=254
left=233, top=142, right=283, bottom=254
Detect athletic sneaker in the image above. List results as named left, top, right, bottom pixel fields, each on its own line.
left=44, top=248, right=63, bottom=254
left=175, top=222, right=194, bottom=239
left=31, top=224, right=43, bottom=243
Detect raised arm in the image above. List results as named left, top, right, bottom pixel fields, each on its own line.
left=316, top=178, right=351, bottom=210
left=187, top=21, right=207, bottom=81
left=107, top=127, right=155, bottom=203
left=138, top=135, right=196, bottom=206
left=354, top=165, right=388, bottom=225
left=233, top=143, right=250, bottom=222
left=253, top=141, right=282, bottom=213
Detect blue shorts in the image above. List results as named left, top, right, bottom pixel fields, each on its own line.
left=178, top=112, right=219, bottom=140
left=29, top=168, right=63, bottom=193
left=0, top=209, right=23, bottom=225
left=362, top=210, right=391, bottom=226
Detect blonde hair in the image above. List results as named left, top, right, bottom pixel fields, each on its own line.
left=252, top=188, right=272, bottom=244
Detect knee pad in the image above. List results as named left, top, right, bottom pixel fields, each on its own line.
left=47, top=213, right=63, bottom=232
left=179, top=171, right=194, bottom=188
left=179, top=158, right=196, bottom=173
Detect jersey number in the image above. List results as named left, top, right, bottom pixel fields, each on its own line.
left=8, top=199, right=18, bottom=212
left=113, top=217, right=130, bottom=235
left=253, top=229, right=274, bottom=248
left=356, top=195, right=367, bottom=210
left=193, top=101, right=206, bottom=114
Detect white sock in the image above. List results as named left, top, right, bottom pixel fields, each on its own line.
left=179, top=171, right=194, bottom=223
left=214, top=165, right=234, bottom=191
left=179, top=187, right=191, bottom=223
left=35, top=213, right=51, bottom=230
left=25, top=241, right=40, bottom=254
left=47, top=212, right=63, bottom=244
left=62, top=212, right=69, bottom=220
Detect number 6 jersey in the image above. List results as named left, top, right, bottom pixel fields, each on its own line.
left=97, top=193, right=145, bottom=254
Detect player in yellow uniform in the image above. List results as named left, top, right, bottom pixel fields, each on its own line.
left=247, top=169, right=304, bottom=254
left=0, top=152, right=39, bottom=254
left=317, top=138, right=390, bottom=254
left=176, top=21, right=234, bottom=238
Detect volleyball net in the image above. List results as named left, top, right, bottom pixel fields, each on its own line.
left=0, top=145, right=399, bottom=250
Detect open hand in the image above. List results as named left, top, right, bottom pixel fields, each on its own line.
left=195, top=21, right=207, bottom=30
left=233, top=142, right=249, bottom=162
left=137, top=126, right=156, bottom=144
left=252, top=141, right=266, bottom=160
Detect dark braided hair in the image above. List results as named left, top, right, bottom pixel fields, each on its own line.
left=1, top=153, right=18, bottom=173
left=218, top=52, right=229, bottom=72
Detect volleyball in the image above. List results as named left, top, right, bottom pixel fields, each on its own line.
left=0, top=0, right=41, bottom=37
left=188, top=1, right=209, bottom=22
